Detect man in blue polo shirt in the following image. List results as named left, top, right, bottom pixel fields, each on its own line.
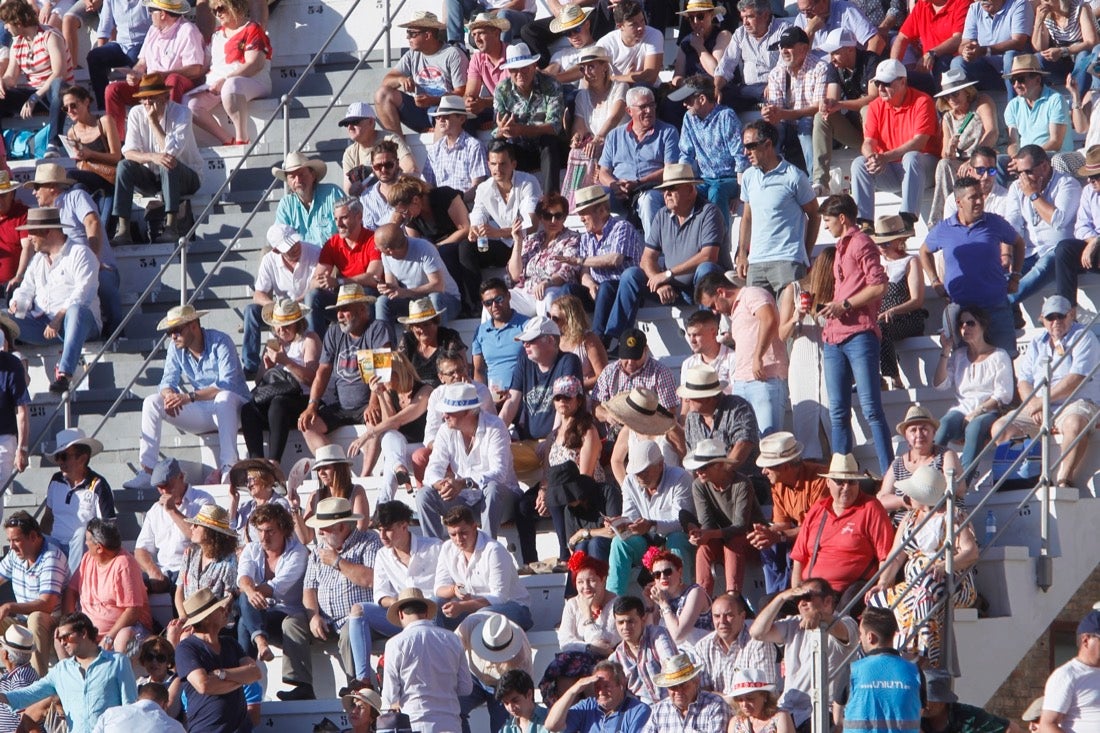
left=544, top=660, right=652, bottom=732
left=738, top=119, right=820, bottom=296
left=472, top=278, right=529, bottom=400
left=951, top=0, right=1031, bottom=97
left=919, top=175, right=1025, bottom=356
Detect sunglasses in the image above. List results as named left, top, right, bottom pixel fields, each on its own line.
left=542, top=211, right=566, bottom=221
left=482, top=295, right=506, bottom=307
left=873, top=80, right=895, bottom=88
left=142, top=653, right=169, bottom=664
left=212, top=4, right=227, bottom=12
left=406, top=29, right=427, bottom=37
left=566, top=26, right=586, bottom=36
left=55, top=630, right=79, bottom=642
left=959, top=319, right=978, bottom=328
left=437, top=369, right=460, bottom=378
left=1011, top=74, right=1038, bottom=84
left=549, top=314, right=563, bottom=323
left=651, top=567, right=675, bottom=578
left=1088, top=174, right=1100, bottom=182
left=166, top=326, right=185, bottom=336
left=63, top=102, right=81, bottom=111
left=1044, top=312, right=1066, bottom=322
left=972, top=166, right=997, bottom=177
left=54, top=451, right=75, bottom=461
left=372, top=160, right=396, bottom=171
left=743, top=140, right=767, bottom=150
left=553, top=393, right=576, bottom=401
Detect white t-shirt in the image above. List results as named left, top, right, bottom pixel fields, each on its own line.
left=575, top=82, right=628, bottom=136
left=550, top=45, right=584, bottom=74
left=1043, top=657, right=1100, bottom=733
left=595, top=25, right=664, bottom=76
left=253, top=244, right=321, bottom=301
left=381, top=236, right=461, bottom=300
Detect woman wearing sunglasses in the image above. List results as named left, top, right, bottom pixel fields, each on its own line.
left=137, top=637, right=184, bottom=720
left=184, top=0, right=271, bottom=146
left=928, top=69, right=998, bottom=226
left=646, top=549, right=712, bottom=649
left=505, top=192, right=582, bottom=317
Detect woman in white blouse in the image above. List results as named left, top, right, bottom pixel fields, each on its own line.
left=932, top=306, right=1014, bottom=484
left=557, top=551, right=618, bottom=658
left=570, top=46, right=627, bottom=162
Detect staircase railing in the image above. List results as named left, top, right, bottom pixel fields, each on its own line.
left=0, top=0, right=408, bottom=499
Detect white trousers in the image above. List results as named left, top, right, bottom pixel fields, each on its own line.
left=139, top=391, right=246, bottom=471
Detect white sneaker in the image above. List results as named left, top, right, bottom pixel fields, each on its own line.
left=123, top=472, right=152, bottom=490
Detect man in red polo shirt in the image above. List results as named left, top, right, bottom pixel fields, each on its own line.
left=850, top=59, right=939, bottom=226
left=305, top=197, right=384, bottom=338
left=789, top=453, right=894, bottom=600
left=889, top=0, right=969, bottom=93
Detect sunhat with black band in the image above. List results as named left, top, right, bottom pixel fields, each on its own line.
left=385, top=587, right=439, bottom=626
left=683, top=438, right=737, bottom=471
left=430, top=95, right=476, bottom=119
left=572, top=184, right=610, bottom=213
left=655, top=162, right=704, bottom=189
left=604, top=387, right=676, bottom=435
left=0, top=625, right=33, bottom=654
left=16, top=207, right=63, bottom=232
left=311, top=444, right=352, bottom=470
left=471, top=613, right=524, bottom=663
left=305, top=496, right=364, bottom=530
left=550, top=4, right=593, bottom=32
left=933, top=67, right=978, bottom=98
left=676, top=365, right=726, bottom=399
left=819, top=453, right=866, bottom=481
left=228, top=458, right=288, bottom=496
left=895, top=404, right=939, bottom=434
left=22, top=163, right=76, bottom=189
left=182, top=588, right=233, bottom=627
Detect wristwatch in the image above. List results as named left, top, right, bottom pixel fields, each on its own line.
left=214, top=669, right=227, bottom=680
left=842, top=299, right=852, bottom=311
left=1029, top=192, right=1041, bottom=202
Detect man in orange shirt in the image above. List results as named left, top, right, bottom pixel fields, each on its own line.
left=850, top=59, right=939, bottom=226
left=747, top=432, right=829, bottom=593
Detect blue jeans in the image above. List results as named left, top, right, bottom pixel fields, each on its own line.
left=446, top=0, right=531, bottom=42
left=13, top=306, right=100, bottom=376
left=607, top=531, right=693, bottom=596
left=851, top=150, right=937, bottom=221
left=376, top=291, right=462, bottom=325
left=98, top=266, right=123, bottom=339
left=87, top=40, right=141, bottom=109
left=348, top=602, right=402, bottom=680
left=438, top=600, right=533, bottom=632
left=822, top=330, right=894, bottom=474
left=760, top=541, right=791, bottom=595
left=592, top=279, right=620, bottom=339
left=460, top=676, right=508, bottom=733
left=700, top=177, right=740, bottom=231
left=304, top=288, right=335, bottom=338
left=235, top=597, right=312, bottom=686
left=950, top=51, right=1019, bottom=98
left=1038, top=47, right=1098, bottom=96
left=732, top=378, right=789, bottom=436
left=1008, top=250, right=1057, bottom=305
left=415, top=479, right=518, bottom=541
left=242, top=302, right=263, bottom=372
left=604, top=261, right=724, bottom=340
left=935, top=408, right=999, bottom=484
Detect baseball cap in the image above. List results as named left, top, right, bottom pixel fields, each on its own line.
left=820, top=28, right=857, bottom=54
left=1077, top=609, right=1100, bottom=635
left=873, top=59, right=908, bottom=83
left=618, top=328, right=648, bottom=359
left=768, top=26, right=809, bottom=50
left=1041, top=295, right=1073, bottom=318
left=266, top=223, right=304, bottom=254
left=338, top=102, right=376, bottom=127
left=514, top=315, right=560, bottom=342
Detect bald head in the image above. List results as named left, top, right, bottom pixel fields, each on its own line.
left=375, top=223, right=409, bottom=258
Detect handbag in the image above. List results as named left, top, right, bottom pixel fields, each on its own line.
left=249, top=367, right=301, bottom=408
left=72, top=119, right=119, bottom=184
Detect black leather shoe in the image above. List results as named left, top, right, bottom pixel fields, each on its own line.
left=276, top=684, right=316, bottom=701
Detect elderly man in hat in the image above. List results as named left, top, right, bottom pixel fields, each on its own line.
left=492, top=42, right=564, bottom=192
left=297, top=283, right=395, bottom=452
left=241, top=223, right=321, bottom=376
left=991, top=295, right=1100, bottom=490
left=375, top=11, right=468, bottom=144
left=42, top=427, right=114, bottom=565
left=103, top=0, right=204, bottom=135
left=25, top=163, right=122, bottom=338
left=8, top=207, right=101, bottom=395
left=457, top=611, right=534, bottom=732
left=338, top=102, right=417, bottom=196
left=113, top=72, right=204, bottom=244
left=422, top=383, right=522, bottom=543
left=0, top=512, right=68, bottom=676
left=1040, top=611, right=1100, bottom=733
left=593, top=329, right=680, bottom=428
left=696, top=272, right=789, bottom=435
left=0, top=624, right=39, bottom=728
left=760, top=26, right=831, bottom=178
left=174, top=589, right=261, bottom=732
left=306, top=196, right=384, bottom=337
left=640, top=654, right=730, bottom=732
left=789, top=453, right=893, bottom=595
left=604, top=439, right=693, bottom=596
left=375, top=223, right=462, bottom=325
left=383, top=588, right=472, bottom=733
left=1003, top=56, right=1072, bottom=159
left=0, top=611, right=137, bottom=733
left=684, top=438, right=763, bottom=597
left=125, top=304, right=248, bottom=488
left=737, top=119, right=819, bottom=295
left=273, top=152, right=344, bottom=247
left=923, top=669, right=1022, bottom=733
left=748, top=431, right=829, bottom=593
left=598, top=86, right=679, bottom=241
left=302, top=496, right=383, bottom=690
left=132, top=457, right=214, bottom=591
left=677, top=365, right=760, bottom=477
left=423, top=95, right=489, bottom=204
left=851, top=59, right=939, bottom=226
left=603, top=163, right=726, bottom=344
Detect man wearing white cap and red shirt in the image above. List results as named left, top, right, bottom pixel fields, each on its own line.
left=850, top=58, right=939, bottom=227
left=423, top=95, right=489, bottom=205
left=494, top=42, right=564, bottom=192
left=337, top=102, right=417, bottom=197
left=241, top=223, right=320, bottom=377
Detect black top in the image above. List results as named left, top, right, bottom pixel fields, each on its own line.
left=175, top=635, right=252, bottom=733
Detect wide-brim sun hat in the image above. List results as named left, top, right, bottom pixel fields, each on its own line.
left=895, top=404, right=940, bottom=434
left=398, top=10, right=445, bottom=29
left=682, top=438, right=736, bottom=471
left=187, top=504, right=238, bottom=538
left=604, top=387, right=676, bottom=435
left=16, top=207, right=63, bottom=232
left=156, top=304, right=208, bottom=331
left=429, top=95, right=476, bottom=118
left=653, top=653, right=702, bottom=687
left=22, top=163, right=75, bottom=189
left=311, top=444, right=352, bottom=470
left=655, top=163, right=704, bottom=189
left=934, top=68, right=979, bottom=98
left=549, top=4, right=593, bottom=32
left=502, top=42, right=539, bottom=70
left=819, top=453, right=865, bottom=481
left=1002, top=54, right=1049, bottom=79
left=676, top=365, right=726, bottom=399
left=182, top=588, right=232, bottom=627
left=272, top=152, right=328, bottom=182
left=50, top=427, right=103, bottom=461
left=467, top=10, right=510, bottom=32
left=439, top=383, right=482, bottom=414
left=305, top=496, right=364, bottom=530
left=144, top=0, right=191, bottom=14
left=870, top=213, right=915, bottom=244
left=729, top=668, right=775, bottom=698
left=572, top=184, right=610, bottom=213
left=261, top=299, right=309, bottom=328
left=0, top=171, right=19, bottom=194
left=131, top=72, right=171, bottom=98
left=342, top=688, right=384, bottom=716
left=756, top=431, right=804, bottom=468
left=325, top=283, right=376, bottom=309
left=228, top=458, right=288, bottom=496
left=895, top=464, right=948, bottom=508
left=397, top=298, right=445, bottom=324
left=1079, top=145, right=1100, bottom=178
left=677, top=0, right=726, bottom=14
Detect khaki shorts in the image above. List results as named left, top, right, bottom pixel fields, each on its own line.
left=1008, top=399, right=1100, bottom=435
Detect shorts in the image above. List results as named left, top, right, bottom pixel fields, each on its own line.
left=1007, top=398, right=1100, bottom=435
left=317, top=403, right=364, bottom=431
left=397, top=93, right=433, bottom=133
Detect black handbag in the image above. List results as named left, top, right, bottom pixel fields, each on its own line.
left=249, top=367, right=301, bottom=408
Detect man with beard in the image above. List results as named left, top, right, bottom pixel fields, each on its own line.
left=273, top=152, right=344, bottom=248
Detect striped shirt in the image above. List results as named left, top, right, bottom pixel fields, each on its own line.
left=577, top=215, right=644, bottom=285
left=641, top=690, right=731, bottom=733
left=764, top=53, right=830, bottom=114
left=0, top=664, right=39, bottom=731
left=593, top=356, right=681, bottom=414
left=695, top=627, right=779, bottom=694
left=12, top=26, right=73, bottom=88
left=424, top=132, right=489, bottom=193
left=0, top=538, right=68, bottom=610
left=612, top=625, right=677, bottom=706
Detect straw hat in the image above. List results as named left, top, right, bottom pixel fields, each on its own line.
left=502, top=42, right=539, bottom=70
left=467, top=10, right=510, bottom=32
left=227, top=458, right=288, bottom=496
left=0, top=625, right=33, bottom=654
left=131, top=73, right=171, bottom=99
left=729, top=668, right=775, bottom=698
left=144, top=0, right=191, bottom=13
left=572, top=184, right=610, bottom=213
left=342, top=688, right=384, bottom=716
left=15, top=207, right=63, bottom=232
left=1003, top=54, right=1048, bottom=78
left=156, top=304, right=208, bottom=331
left=305, top=496, right=364, bottom=529
left=50, top=427, right=103, bottom=461
left=470, top=613, right=525, bottom=664
left=575, top=46, right=610, bottom=66
left=429, top=95, right=475, bottom=118
left=682, top=438, right=735, bottom=471
left=398, top=297, right=445, bottom=325
left=22, top=163, right=75, bottom=189
left=398, top=10, right=445, bottom=29
left=386, top=587, right=439, bottom=626
left=870, top=213, right=915, bottom=244
left=262, top=299, right=309, bottom=328
left=653, top=653, right=702, bottom=687
left=678, top=0, right=726, bottom=14
left=1021, top=697, right=1044, bottom=723
left=272, top=151, right=328, bottom=182
left=676, top=365, right=726, bottom=399
left=655, top=163, right=704, bottom=189
left=0, top=171, right=19, bottom=194
left=550, top=4, right=593, bottom=32
left=311, top=444, right=352, bottom=470
left=934, top=68, right=978, bottom=98
left=819, top=453, right=865, bottom=481
left=439, top=383, right=482, bottom=414
left=325, top=283, right=376, bottom=309
left=182, top=588, right=233, bottom=627
left=187, top=504, right=238, bottom=538
left=895, top=464, right=947, bottom=508
left=756, top=432, right=804, bottom=468
left=604, top=387, right=676, bottom=435
left=1078, top=145, right=1100, bottom=178
left=895, top=404, right=939, bottom=434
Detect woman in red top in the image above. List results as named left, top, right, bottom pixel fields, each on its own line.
left=0, top=0, right=74, bottom=149
left=185, top=0, right=272, bottom=145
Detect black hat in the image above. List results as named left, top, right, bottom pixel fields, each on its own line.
left=618, top=328, right=648, bottom=360
left=545, top=461, right=600, bottom=508
left=769, top=26, right=810, bottom=50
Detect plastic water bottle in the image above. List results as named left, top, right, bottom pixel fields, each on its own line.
left=477, top=235, right=489, bottom=253
left=984, top=510, right=997, bottom=546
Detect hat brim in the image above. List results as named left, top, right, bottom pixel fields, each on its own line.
left=386, top=595, right=439, bottom=626
left=819, top=471, right=868, bottom=481
left=50, top=436, right=104, bottom=461
left=187, top=514, right=239, bottom=538
left=467, top=18, right=511, bottom=31
left=1078, top=161, right=1100, bottom=177
left=934, top=80, right=978, bottom=98
left=1002, top=68, right=1049, bottom=79
left=656, top=176, right=704, bottom=189
left=501, top=58, right=539, bottom=70
left=429, top=106, right=476, bottom=118
left=399, top=19, right=446, bottom=29
left=22, top=176, right=75, bottom=189
left=310, top=456, right=352, bottom=470
left=677, top=3, right=726, bottom=14
left=325, top=295, right=377, bottom=310
left=183, top=594, right=232, bottom=627
left=143, top=0, right=191, bottom=13
left=261, top=302, right=309, bottom=327
left=895, top=479, right=943, bottom=507
left=730, top=683, right=776, bottom=698
left=896, top=415, right=940, bottom=434
left=654, top=665, right=702, bottom=687
left=15, top=220, right=64, bottom=231
left=572, top=193, right=610, bottom=212
left=470, top=620, right=524, bottom=663
left=398, top=307, right=446, bottom=324
left=869, top=229, right=914, bottom=244
left=156, top=310, right=208, bottom=330
left=756, top=445, right=805, bottom=468
left=132, top=85, right=172, bottom=99
left=676, top=381, right=727, bottom=399
left=338, top=116, right=374, bottom=127
left=604, top=392, right=676, bottom=436
left=342, top=689, right=384, bottom=715
left=667, top=85, right=702, bottom=102
left=683, top=454, right=736, bottom=471
left=549, top=7, right=593, bottom=32
left=228, top=458, right=287, bottom=496
left=272, top=159, right=328, bottom=181
left=305, top=511, right=364, bottom=530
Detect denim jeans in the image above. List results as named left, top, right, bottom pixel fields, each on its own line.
left=851, top=150, right=937, bottom=221
left=700, top=177, right=740, bottom=231
left=304, top=288, right=336, bottom=338
left=935, top=408, right=1000, bottom=484
left=241, top=302, right=264, bottom=372
left=822, top=330, right=894, bottom=474
left=610, top=189, right=663, bottom=242
left=87, top=41, right=141, bottom=109
left=733, top=378, right=789, bottom=436
left=236, top=596, right=312, bottom=685
left=348, top=602, right=402, bottom=680
left=604, top=261, right=725, bottom=340
left=1038, top=46, right=1098, bottom=96
left=460, top=676, right=508, bottom=733
left=1055, top=238, right=1094, bottom=304
left=376, top=291, right=462, bottom=326
left=98, top=266, right=123, bottom=339
left=943, top=301, right=1018, bottom=359
left=592, top=279, right=621, bottom=339
left=759, top=541, right=791, bottom=595
left=113, top=159, right=200, bottom=217
left=438, top=600, right=534, bottom=632
left=1008, top=250, right=1057, bottom=305
left=13, top=306, right=100, bottom=376
left=415, top=479, right=518, bottom=541
left=950, top=51, right=1020, bottom=98
left=607, top=531, right=693, bottom=596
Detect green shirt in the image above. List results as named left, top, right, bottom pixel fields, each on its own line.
left=922, top=703, right=1009, bottom=733
left=501, top=705, right=550, bottom=733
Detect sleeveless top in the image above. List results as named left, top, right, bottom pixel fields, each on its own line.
left=679, top=26, right=722, bottom=77
left=946, top=108, right=987, bottom=160
left=13, top=26, right=73, bottom=87
left=669, top=583, right=714, bottom=635
left=389, top=380, right=429, bottom=442
left=271, top=335, right=309, bottom=392
left=1045, top=1, right=1084, bottom=45
left=567, top=340, right=593, bottom=383
left=549, top=432, right=607, bottom=483
left=731, top=716, right=780, bottom=733
left=410, top=187, right=462, bottom=244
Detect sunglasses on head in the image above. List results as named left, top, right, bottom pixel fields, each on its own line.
left=482, top=294, right=506, bottom=307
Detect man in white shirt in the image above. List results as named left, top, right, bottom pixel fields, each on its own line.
left=91, top=681, right=184, bottom=733
left=411, top=351, right=496, bottom=482
left=419, top=382, right=520, bottom=541
left=716, top=0, right=790, bottom=110
left=382, top=588, right=472, bottom=733
left=434, top=505, right=532, bottom=630
left=113, top=73, right=203, bottom=245
left=1039, top=606, right=1100, bottom=732
left=132, top=458, right=214, bottom=593
left=681, top=308, right=735, bottom=394
left=694, top=594, right=777, bottom=694
left=241, top=223, right=321, bottom=377
left=372, top=502, right=443, bottom=608
left=469, top=139, right=541, bottom=272
left=595, top=0, right=662, bottom=87
left=374, top=223, right=462, bottom=325
left=8, top=208, right=101, bottom=395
